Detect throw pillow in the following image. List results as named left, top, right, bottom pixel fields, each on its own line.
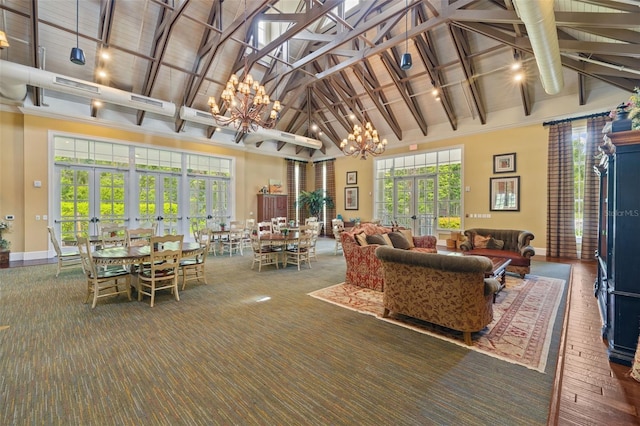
left=366, top=234, right=391, bottom=246
left=388, top=231, right=412, bottom=250
left=473, top=234, right=491, bottom=249
left=399, top=229, right=416, bottom=249
left=486, top=238, right=505, bottom=250
left=355, top=232, right=369, bottom=246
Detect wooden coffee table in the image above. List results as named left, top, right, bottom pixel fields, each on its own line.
left=483, top=256, right=511, bottom=302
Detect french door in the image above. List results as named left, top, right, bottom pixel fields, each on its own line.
left=54, top=166, right=128, bottom=241
left=394, top=176, right=437, bottom=235
left=188, top=177, right=230, bottom=234
left=136, top=172, right=180, bottom=235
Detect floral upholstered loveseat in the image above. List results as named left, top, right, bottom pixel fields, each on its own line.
left=341, top=223, right=437, bottom=292
left=375, top=246, right=501, bottom=345
left=459, top=228, right=535, bottom=278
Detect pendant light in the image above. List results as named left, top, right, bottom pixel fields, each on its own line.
left=70, top=0, right=85, bottom=65
left=400, top=0, right=412, bottom=70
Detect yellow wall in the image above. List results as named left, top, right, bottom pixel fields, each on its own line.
left=1, top=109, right=550, bottom=257
left=333, top=124, right=549, bottom=247
left=0, top=110, right=284, bottom=255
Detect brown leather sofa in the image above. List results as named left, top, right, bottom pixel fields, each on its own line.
left=459, top=228, right=535, bottom=277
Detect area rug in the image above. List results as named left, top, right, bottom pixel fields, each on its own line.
left=309, top=274, right=565, bottom=373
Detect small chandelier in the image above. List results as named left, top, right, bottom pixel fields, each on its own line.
left=340, top=120, right=388, bottom=160
left=208, top=73, right=281, bottom=134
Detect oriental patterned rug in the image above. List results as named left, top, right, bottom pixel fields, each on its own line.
left=309, top=274, right=565, bottom=373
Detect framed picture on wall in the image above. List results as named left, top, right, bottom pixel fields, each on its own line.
left=493, top=152, right=516, bottom=174
left=490, top=176, right=520, bottom=211
left=345, top=187, right=359, bottom=210
left=346, top=171, right=357, bottom=185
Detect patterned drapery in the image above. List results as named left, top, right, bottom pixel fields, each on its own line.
left=287, top=159, right=307, bottom=224
left=580, top=116, right=606, bottom=260
left=547, top=122, right=578, bottom=258
left=325, top=160, right=336, bottom=237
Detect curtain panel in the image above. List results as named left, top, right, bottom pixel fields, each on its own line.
left=580, top=117, right=606, bottom=260
left=547, top=122, right=578, bottom=258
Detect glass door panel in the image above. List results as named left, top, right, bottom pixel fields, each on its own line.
left=137, top=173, right=179, bottom=235
left=394, top=177, right=436, bottom=235
left=55, top=167, right=127, bottom=241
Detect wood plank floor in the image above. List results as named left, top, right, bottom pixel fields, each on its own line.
left=5, top=253, right=640, bottom=425
left=547, top=258, right=640, bottom=426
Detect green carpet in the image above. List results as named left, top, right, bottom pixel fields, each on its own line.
left=0, top=240, right=571, bottom=425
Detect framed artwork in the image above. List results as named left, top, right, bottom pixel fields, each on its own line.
left=268, top=179, right=283, bottom=194
left=493, top=152, right=516, bottom=174
left=346, top=171, right=358, bottom=185
left=344, top=187, right=359, bottom=210
left=490, top=176, right=520, bottom=211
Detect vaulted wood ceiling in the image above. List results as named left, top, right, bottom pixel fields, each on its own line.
left=0, top=0, right=638, bottom=159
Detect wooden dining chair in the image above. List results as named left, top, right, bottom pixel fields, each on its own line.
left=47, top=226, right=81, bottom=277
left=100, top=224, right=127, bottom=248
left=180, top=237, right=210, bottom=289
left=250, top=232, right=279, bottom=272
left=196, top=227, right=218, bottom=256
left=77, top=235, right=131, bottom=308
left=221, top=221, right=244, bottom=256
left=138, top=234, right=183, bottom=307
left=126, top=227, right=154, bottom=247
left=285, top=233, right=312, bottom=270
left=332, top=219, right=345, bottom=255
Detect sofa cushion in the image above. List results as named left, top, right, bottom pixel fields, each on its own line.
left=465, top=248, right=530, bottom=267
left=366, top=233, right=392, bottom=246
left=486, top=238, right=505, bottom=250
left=355, top=232, right=369, bottom=246
left=399, top=229, right=416, bottom=249
left=388, top=231, right=412, bottom=250
left=474, top=234, right=492, bottom=248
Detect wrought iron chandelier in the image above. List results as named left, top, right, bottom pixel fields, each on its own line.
left=207, top=1, right=281, bottom=133
left=208, top=73, right=281, bottom=133
left=339, top=120, right=388, bottom=160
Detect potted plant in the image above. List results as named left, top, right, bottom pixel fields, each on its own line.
left=219, top=222, right=227, bottom=231
left=297, top=189, right=334, bottom=218
left=0, top=221, right=11, bottom=268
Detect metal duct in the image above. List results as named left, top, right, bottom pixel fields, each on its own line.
left=0, top=60, right=176, bottom=116
left=513, top=0, right=564, bottom=95
left=179, top=106, right=323, bottom=150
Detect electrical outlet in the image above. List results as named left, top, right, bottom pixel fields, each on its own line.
left=35, top=215, right=41, bottom=221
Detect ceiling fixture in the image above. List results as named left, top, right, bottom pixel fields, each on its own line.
left=0, top=31, right=9, bottom=49
left=400, top=0, right=412, bottom=70
left=340, top=114, right=388, bottom=160
left=208, top=1, right=281, bottom=133
left=70, top=0, right=85, bottom=65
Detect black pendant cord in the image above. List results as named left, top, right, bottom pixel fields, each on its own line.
left=76, top=0, right=80, bottom=48
left=404, top=0, right=408, bottom=52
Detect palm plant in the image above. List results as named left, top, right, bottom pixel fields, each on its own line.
left=297, top=189, right=334, bottom=217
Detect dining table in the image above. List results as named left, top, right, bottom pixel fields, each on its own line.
left=256, top=231, right=308, bottom=267
left=92, top=241, right=202, bottom=267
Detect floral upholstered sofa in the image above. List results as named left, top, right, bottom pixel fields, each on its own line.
left=375, top=246, right=501, bottom=345
left=459, top=228, right=535, bottom=277
left=340, top=223, right=437, bottom=291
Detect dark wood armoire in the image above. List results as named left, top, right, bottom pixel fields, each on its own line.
left=595, top=129, right=640, bottom=366
left=257, top=194, right=288, bottom=222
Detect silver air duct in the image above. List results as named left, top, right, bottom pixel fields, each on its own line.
left=0, top=60, right=176, bottom=116
left=179, top=106, right=323, bottom=150
left=513, top=0, right=564, bottom=95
